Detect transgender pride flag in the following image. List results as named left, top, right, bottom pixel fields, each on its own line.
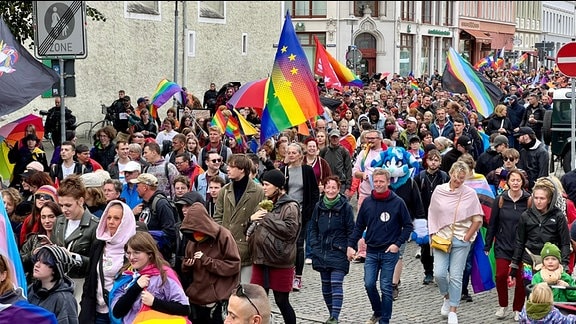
left=0, top=199, right=27, bottom=296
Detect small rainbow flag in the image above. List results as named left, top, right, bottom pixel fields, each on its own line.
left=441, top=48, right=503, bottom=117
left=409, top=78, right=419, bottom=90
left=133, top=305, right=189, bottom=323
left=225, top=114, right=242, bottom=144
left=210, top=108, right=227, bottom=134
left=260, top=12, right=324, bottom=143
left=150, top=79, right=183, bottom=119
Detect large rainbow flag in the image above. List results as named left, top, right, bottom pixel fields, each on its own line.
left=313, top=35, right=362, bottom=90
left=0, top=199, right=27, bottom=296
left=260, top=12, right=323, bottom=143
left=441, top=48, right=503, bottom=117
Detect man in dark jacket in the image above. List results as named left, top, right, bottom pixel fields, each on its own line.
left=45, top=97, right=77, bottom=147
left=519, top=93, right=546, bottom=140
left=515, top=127, right=549, bottom=189
left=347, top=168, right=413, bottom=324
left=475, top=135, right=508, bottom=176
left=320, top=131, right=353, bottom=195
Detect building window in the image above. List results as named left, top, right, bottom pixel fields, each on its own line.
left=399, top=33, right=414, bottom=76
left=296, top=33, right=326, bottom=68
left=287, top=1, right=327, bottom=18
left=401, top=1, right=414, bottom=21
left=422, top=2, right=432, bottom=24
left=354, top=1, right=378, bottom=17
left=422, top=36, right=431, bottom=75
left=125, top=1, right=161, bottom=21
left=442, top=37, right=451, bottom=65
left=187, top=30, right=195, bottom=57
left=444, top=1, right=453, bottom=26
left=199, top=1, right=226, bottom=23
left=242, top=33, right=248, bottom=55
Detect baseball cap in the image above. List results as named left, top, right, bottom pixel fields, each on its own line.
left=513, top=126, right=535, bottom=137
left=329, top=129, right=340, bottom=138
left=129, top=173, right=158, bottom=186
left=124, top=161, right=141, bottom=173
left=343, top=91, right=352, bottom=97
left=493, top=135, right=509, bottom=147
left=457, top=135, right=473, bottom=151
left=406, top=116, right=418, bottom=124
left=409, top=135, right=421, bottom=143
left=508, top=95, right=518, bottom=101
left=175, top=192, right=206, bottom=206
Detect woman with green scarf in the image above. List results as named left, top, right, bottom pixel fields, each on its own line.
left=519, top=282, right=576, bottom=323
left=309, top=176, right=355, bottom=324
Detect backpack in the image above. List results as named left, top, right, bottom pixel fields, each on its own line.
left=144, top=161, right=173, bottom=198
left=150, top=192, right=182, bottom=255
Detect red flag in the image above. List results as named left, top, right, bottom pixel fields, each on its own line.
left=314, top=36, right=342, bottom=90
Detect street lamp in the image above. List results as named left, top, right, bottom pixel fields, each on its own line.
left=345, top=15, right=359, bottom=74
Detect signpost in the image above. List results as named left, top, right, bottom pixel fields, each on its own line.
left=33, top=1, right=87, bottom=146
left=556, top=42, right=576, bottom=170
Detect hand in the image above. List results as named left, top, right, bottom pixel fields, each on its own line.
left=183, top=258, right=195, bottom=267
left=250, top=209, right=267, bottom=221
left=557, top=280, right=569, bottom=287
left=363, top=173, right=369, bottom=181
left=137, top=274, right=150, bottom=289
left=347, top=247, right=356, bottom=261
left=386, top=244, right=399, bottom=253
left=495, top=168, right=502, bottom=176
left=133, top=204, right=143, bottom=215
left=193, top=251, right=204, bottom=261
left=141, top=290, right=155, bottom=306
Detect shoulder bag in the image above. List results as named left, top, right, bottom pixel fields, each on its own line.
left=430, top=192, right=462, bottom=253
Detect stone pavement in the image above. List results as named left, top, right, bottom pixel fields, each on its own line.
left=278, top=241, right=509, bottom=324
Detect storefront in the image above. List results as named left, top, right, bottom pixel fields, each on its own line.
left=459, top=19, right=515, bottom=64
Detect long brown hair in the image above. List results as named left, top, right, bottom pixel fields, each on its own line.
left=121, top=232, right=170, bottom=284
left=0, top=254, right=14, bottom=295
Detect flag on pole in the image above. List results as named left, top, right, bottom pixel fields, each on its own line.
left=442, top=48, right=503, bottom=117
left=260, top=12, right=323, bottom=143
left=0, top=18, right=59, bottom=115
left=314, top=36, right=342, bottom=90
left=150, top=79, right=183, bottom=119
left=314, top=35, right=362, bottom=89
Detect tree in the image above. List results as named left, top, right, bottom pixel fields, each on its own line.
left=0, top=1, right=106, bottom=47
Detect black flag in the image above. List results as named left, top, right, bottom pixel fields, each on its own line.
left=0, top=17, right=59, bottom=115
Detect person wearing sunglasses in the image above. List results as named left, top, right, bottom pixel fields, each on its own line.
left=486, top=148, right=528, bottom=196
left=193, top=151, right=228, bottom=203
left=20, top=185, right=58, bottom=247
left=225, top=284, right=271, bottom=324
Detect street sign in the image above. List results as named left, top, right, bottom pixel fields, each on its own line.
left=556, top=42, right=576, bottom=77
left=33, top=1, right=87, bottom=59
left=346, top=46, right=362, bottom=64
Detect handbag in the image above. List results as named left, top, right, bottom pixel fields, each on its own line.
left=430, top=192, right=462, bottom=253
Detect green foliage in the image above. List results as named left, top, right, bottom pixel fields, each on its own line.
left=0, top=1, right=106, bottom=47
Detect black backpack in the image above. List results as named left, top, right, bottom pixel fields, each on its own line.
left=149, top=192, right=182, bottom=255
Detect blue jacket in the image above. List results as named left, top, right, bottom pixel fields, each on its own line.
left=348, top=190, right=413, bottom=253
left=309, top=194, right=355, bottom=274
left=120, top=183, right=142, bottom=209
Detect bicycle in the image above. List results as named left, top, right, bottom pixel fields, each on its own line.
left=87, top=104, right=113, bottom=142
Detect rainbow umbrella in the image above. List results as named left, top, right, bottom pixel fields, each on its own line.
left=0, top=114, right=44, bottom=148
left=226, top=78, right=268, bottom=116
left=0, top=141, right=14, bottom=184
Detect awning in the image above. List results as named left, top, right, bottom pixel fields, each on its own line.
left=461, top=29, right=491, bottom=43
left=524, top=50, right=538, bottom=56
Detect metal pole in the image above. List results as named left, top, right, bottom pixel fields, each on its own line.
left=59, top=57, right=65, bottom=146
left=173, top=1, right=179, bottom=84
left=572, top=77, right=576, bottom=170
left=351, top=24, right=355, bottom=75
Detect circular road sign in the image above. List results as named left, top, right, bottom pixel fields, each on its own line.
left=556, top=42, right=576, bottom=77
left=346, top=47, right=362, bottom=64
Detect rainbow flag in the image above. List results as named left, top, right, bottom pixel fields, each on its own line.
left=314, top=35, right=342, bottom=90
left=150, top=79, right=183, bottom=119
left=441, top=48, right=503, bottom=117
left=133, top=305, right=189, bottom=323
left=225, top=114, right=243, bottom=145
left=260, top=12, right=323, bottom=143
left=0, top=199, right=27, bottom=296
left=210, top=108, right=228, bottom=134
left=409, top=78, right=419, bottom=90
left=313, top=35, right=362, bottom=89
left=473, top=57, right=490, bottom=70
left=233, top=108, right=258, bottom=136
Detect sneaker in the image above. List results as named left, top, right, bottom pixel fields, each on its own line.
left=423, top=274, right=434, bottom=285
left=305, top=258, right=312, bottom=265
left=447, top=312, right=458, bottom=324
left=392, top=284, right=399, bottom=300
left=495, top=306, right=508, bottom=319
left=292, top=277, right=302, bottom=292
left=461, top=294, right=473, bottom=303
left=415, top=251, right=421, bottom=259
left=325, top=317, right=338, bottom=324
left=366, top=315, right=381, bottom=324
left=513, top=311, right=520, bottom=322
left=440, top=298, right=450, bottom=317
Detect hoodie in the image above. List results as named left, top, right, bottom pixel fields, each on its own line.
left=28, top=277, right=78, bottom=324
left=94, top=200, right=136, bottom=313
left=180, top=202, right=240, bottom=305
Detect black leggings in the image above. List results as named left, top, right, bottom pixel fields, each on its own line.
left=295, top=219, right=309, bottom=276
left=266, top=289, right=296, bottom=324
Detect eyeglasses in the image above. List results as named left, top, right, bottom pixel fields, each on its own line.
left=211, top=159, right=222, bottom=163
left=503, top=157, right=517, bottom=162
left=35, top=194, right=53, bottom=201
left=235, top=284, right=260, bottom=316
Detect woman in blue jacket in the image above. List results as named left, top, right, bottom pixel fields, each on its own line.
left=309, top=176, right=355, bottom=324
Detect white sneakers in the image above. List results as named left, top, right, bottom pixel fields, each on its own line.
left=514, top=311, right=520, bottom=322
left=495, top=306, right=508, bottom=319
left=447, top=312, right=458, bottom=324
left=441, top=298, right=450, bottom=317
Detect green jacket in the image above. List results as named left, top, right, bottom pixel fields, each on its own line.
left=532, top=270, right=576, bottom=302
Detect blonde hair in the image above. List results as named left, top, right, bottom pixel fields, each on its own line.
left=529, top=282, right=554, bottom=304
left=449, top=160, right=470, bottom=177
left=494, top=104, right=508, bottom=117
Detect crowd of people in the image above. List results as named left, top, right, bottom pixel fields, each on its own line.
left=2, top=66, right=576, bottom=324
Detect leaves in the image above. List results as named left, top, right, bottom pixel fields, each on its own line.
left=0, top=1, right=106, bottom=48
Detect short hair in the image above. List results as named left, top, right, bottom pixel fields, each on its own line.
left=529, top=282, right=553, bottom=304
left=61, top=141, right=76, bottom=151
left=86, top=187, right=107, bottom=206
left=447, top=101, right=461, bottom=112
left=452, top=115, right=465, bottom=125
left=103, top=179, right=123, bottom=194
left=457, top=153, right=475, bottom=171
left=426, top=149, right=442, bottom=161
left=506, top=169, right=527, bottom=188
left=209, top=176, right=226, bottom=187
left=57, top=174, right=86, bottom=200
left=322, top=175, right=342, bottom=188
left=173, top=175, right=190, bottom=188
left=116, top=140, right=128, bottom=148
left=172, top=133, right=186, bottom=143
left=208, top=126, right=222, bottom=135
left=144, top=141, right=161, bottom=155
left=227, top=154, right=253, bottom=177
left=372, top=168, right=391, bottom=179
left=206, top=149, right=221, bottom=161
left=175, top=153, right=190, bottom=163
left=163, top=116, right=176, bottom=128
left=231, top=284, right=272, bottom=323
left=1, top=188, right=23, bottom=211
left=128, top=143, right=142, bottom=155
left=502, top=148, right=520, bottom=160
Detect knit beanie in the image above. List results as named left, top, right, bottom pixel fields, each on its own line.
left=34, top=245, right=80, bottom=281
left=35, top=185, right=59, bottom=203
left=541, top=242, right=561, bottom=261
left=261, top=169, right=286, bottom=189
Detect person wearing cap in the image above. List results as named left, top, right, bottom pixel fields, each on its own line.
left=475, top=134, right=509, bottom=177
left=79, top=200, right=136, bottom=323
left=448, top=115, right=484, bottom=160
left=8, top=133, right=49, bottom=188
left=399, top=116, right=419, bottom=148
left=514, top=126, right=549, bottom=189
left=131, top=172, right=177, bottom=262
left=75, top=143, right=103, bottom=173
left=178, top=192, right=240, bottom=323
left=28, top=245, right=81, bottom=323
left=120, top=161, right=143, bottom=209
left=440, top=134, right=473, bottom=173
left=248, top=169, right=300, bottom=324
left=135, top=97, right=147, bottom=117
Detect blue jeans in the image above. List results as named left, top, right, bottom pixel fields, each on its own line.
left=433, top=237, right=472, bottom=307
left=364, top=251, right=400, bottom=324
left=95, top=312, right=111, bottom=324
